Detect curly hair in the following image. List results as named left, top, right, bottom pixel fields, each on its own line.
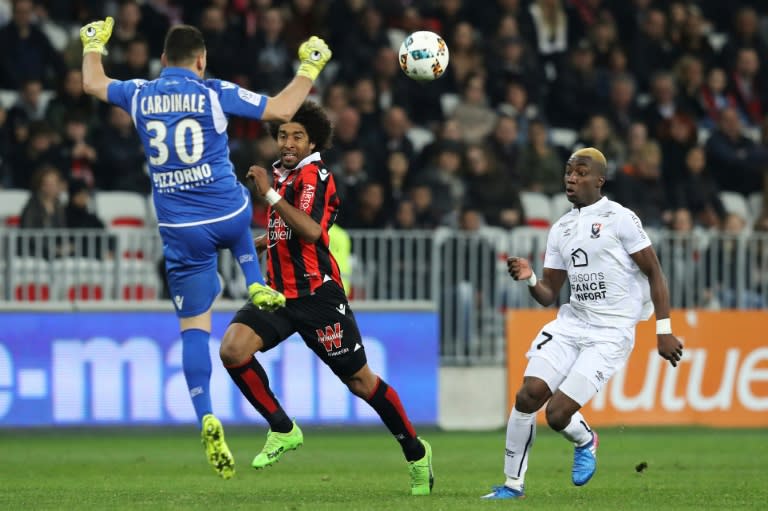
left=271, top=100, right=333, bottom=151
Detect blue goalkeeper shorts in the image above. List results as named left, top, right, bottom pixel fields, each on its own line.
left=159, top=204, right=255, bottom=318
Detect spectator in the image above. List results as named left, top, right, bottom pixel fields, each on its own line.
left=65, top=178, right=113, bottom=259
left=369, top=106, right=415, bottom=179
left=698, top=67, right=740, bottom=130
left=463, top=143, right=524, bottom=229
left=640, top=71, right=688, bottom=141
left=519, top=119, right=566, bottom=195
left=371, top=46, right=411, bottom=113
left=57, top=112, right=98, bottom=189
left=45, top=69, right=98, bottom=134
left=382, top=150, right=411, bottom=210
left=350, top=76, right=383, bottom=149
left=451, top=72, right=498, bottom=145
left=497, top=80, right=540, bottom=144
left=93, top=105, right=148, bottom=194
left=19, top=164, right=65, bottom=229
left=445, top=21, right=486, bottom=94
left=321, top=81, right=350, bottom=124
left=677, top=5, right=716, bottom=68
left=601, top=73, right=639, bottom=139
left=705, top=107, right=766, bottom=196
left=572, top=114, right=626, bottom=177
left=659, top=112, right=698, bottom=189
left=485, top=114, right=522, bottom=182
left=108, top=0, right=143, bottom=66
left=109, top=36, right=151, bottom=81
left=333, top=146, right=370, bottom=227
left=719, top=6, right=768, bottom=69
left=528, top=0, right=572, bottom=79
left=547, top=40, right=602, bottom=129
left=612, top=140, right=671, bottom=228
left=242, top=7, right=292, bottom=93
left=199, top=5, right=243, bottom=82
left=421, top=141, right=466, bottom=222
left=630, top=8, right=678, bottom=91
left=728, top=47, right=765, bottom=127
left=672, top=146, right=726, bottom=229
left=6, top=79, right=46, bottom=136
left=0, top=0, right=66, bottom=89
left=703, top=212, right=763, bottom=309
left=674, top=55, right=706, bottom=121
left=343, top=181, right=388, bottom=229
left=407, top=181, right=440, bottom=229
left=10, top=121, right=59, bottom=189
left=488, top=36, right=544, bottom=106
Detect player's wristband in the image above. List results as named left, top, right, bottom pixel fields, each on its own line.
left=526, top=272, right=538, bottom=287
left=264, top=189, right=282, bottom=206
left=656, top=318, right=672, bottom=335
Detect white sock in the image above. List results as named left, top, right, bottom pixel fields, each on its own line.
left=503, top=407, right=537, bottom=489
left=558, top=411, right=593, bottom=446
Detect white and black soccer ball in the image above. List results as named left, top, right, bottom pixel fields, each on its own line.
left=398, top=31, right=449, bottom=81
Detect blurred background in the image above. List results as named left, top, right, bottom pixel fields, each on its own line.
left=0, top=0, right=766, bottom=431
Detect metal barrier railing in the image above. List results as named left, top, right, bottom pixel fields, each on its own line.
left=2, top=228, right=767, bottom=365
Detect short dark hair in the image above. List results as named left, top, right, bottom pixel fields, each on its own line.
left=273, top=101, right=333, bottom=151
left=163, top=25, right=205, bottom=64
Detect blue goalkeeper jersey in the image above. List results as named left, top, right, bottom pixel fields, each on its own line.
left=107, top=67, right=268, bottom=226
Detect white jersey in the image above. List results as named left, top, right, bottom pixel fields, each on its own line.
left=545, top=196, right=653, bottom=327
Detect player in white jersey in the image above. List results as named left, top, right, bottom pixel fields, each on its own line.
left=482, top=148, right=684, bottom=500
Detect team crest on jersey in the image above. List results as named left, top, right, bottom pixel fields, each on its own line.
left=590, top=223, right=602, bottom=238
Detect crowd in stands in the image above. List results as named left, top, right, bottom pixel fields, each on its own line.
left=1, top=0, right=768, bottom=238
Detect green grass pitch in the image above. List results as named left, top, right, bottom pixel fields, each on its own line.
left=1, top=426, right=765, bottom=510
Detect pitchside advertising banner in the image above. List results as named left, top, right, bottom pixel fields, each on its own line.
left=507, top=310, right=768, bottom=427
left=0, top=310, right=438, bottom=427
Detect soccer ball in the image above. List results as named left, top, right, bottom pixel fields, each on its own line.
left=398, top=31, right=449, bottom=81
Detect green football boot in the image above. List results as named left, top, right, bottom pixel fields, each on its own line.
left=408, top=438, right=434, bottom=496
left=251, top=421, right=304, bottom=469
left=201, top=414, right=235, bottom=479
left=248, top=282, right=286, bottom=311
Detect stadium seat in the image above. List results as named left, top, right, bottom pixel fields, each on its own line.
left=549, top=193, right=573, bottom=222
left=519, top=191, right=552, bottom=228
left=440, top=93, right=460, bottom=117
left=719, top=191, right=752, bottom=224
left=94, top=191, right=149, bottom=228
left=406, top=126, right=435, bottom=153
left=118, top=259, right=160, bottom=300
left=549, top=128, right=578, bottom=149
left=51, top=257, right=114, bottom=301
left=0, top=189, right=30, bottom=227
left=8, top=257, right=52, bottom=301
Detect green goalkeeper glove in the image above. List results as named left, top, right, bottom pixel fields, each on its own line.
left=80, top=16, right=114, bottom=56
left=296, top=36, right=332, bottom=82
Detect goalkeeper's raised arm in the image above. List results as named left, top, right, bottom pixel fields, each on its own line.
left=80, top=16, right=333, bottom=121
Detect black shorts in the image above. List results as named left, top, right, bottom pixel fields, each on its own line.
left=230, top=281, right=366, bottom=379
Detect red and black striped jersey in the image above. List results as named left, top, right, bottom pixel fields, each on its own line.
left=266, top=153, right=343, bottom=298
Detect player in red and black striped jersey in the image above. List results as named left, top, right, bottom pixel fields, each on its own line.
left=263, top=132, right=342, bottom=297
left=218, top=101, right=434, bottom=495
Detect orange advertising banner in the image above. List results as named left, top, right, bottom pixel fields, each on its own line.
left=506, top=310, right=768, bottom=427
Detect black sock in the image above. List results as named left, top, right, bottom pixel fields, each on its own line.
left=226, top=356, right=293, bottom=433
left=366, top=378, right=425, bottom=461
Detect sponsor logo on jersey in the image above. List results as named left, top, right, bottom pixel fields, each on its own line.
left=316, top=322, right=344, bottom=354
left=591, top=223, right=602, bottom=238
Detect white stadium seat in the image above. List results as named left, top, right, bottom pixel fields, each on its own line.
left=0, top=188, right=30, bottom=227
left=8, top=257, right=52, bottom=301
left=719, top=191, right=751, bottom=224
left=51, top=257, right=115, bottom=301
left=549, top=128, right=578, bottom=149
left=94, top=191, right=149, bottom=228
left=519, top=191, right=552, bottom=228
left=549, top=192, right=573, bottom=222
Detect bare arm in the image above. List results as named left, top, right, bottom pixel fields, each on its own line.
left=507, top=257, right=567, bottom=307
left=81, top=52, right=113, bottom=102
left=261, top=76, right=314, bottom=123
left=630, top=245, right=684, bottom=367
left=247, top=165, right=321, bottom=242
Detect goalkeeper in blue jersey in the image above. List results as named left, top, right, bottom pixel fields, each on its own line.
left=80, top=17, right=332, bottom=479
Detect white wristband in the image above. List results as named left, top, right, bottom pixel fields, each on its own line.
left=264, top=189, right=282, bottom=206
left=656, top=318, right=672, bottom=335
left=526, top=272, right=538, bottom=287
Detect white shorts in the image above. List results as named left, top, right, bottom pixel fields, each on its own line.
left=523, top=306, right=635, bottom=406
